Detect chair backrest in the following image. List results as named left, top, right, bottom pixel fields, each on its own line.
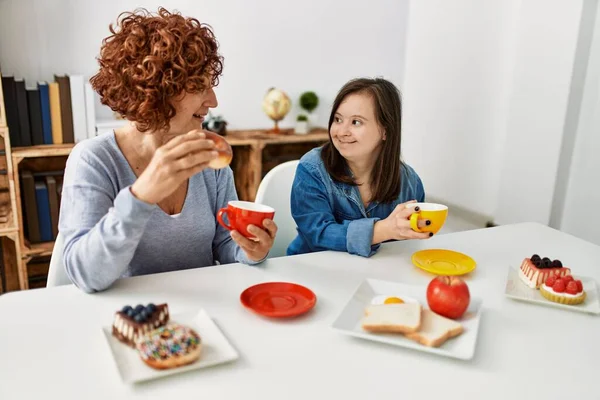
left=254, top=160, right=300, bottom=259
left=46, top=232, right=71, bottom=287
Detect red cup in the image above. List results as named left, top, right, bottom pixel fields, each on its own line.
left=217, top=201, right=275, bottom=239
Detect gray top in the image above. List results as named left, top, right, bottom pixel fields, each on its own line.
left=58, top=131, right=258, bottom=293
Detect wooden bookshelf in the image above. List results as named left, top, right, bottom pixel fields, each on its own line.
left=23, top=241, right=55, bottom=257
left=0, top=73, right=6, bottom=128
left=0, top=82, right=7, bottom=292
left=0, top=128, right=19, bottom=233
left=11, top=142, right=70, bottom=290
left=12, top=144, right=74, bottom=158
left=1, top=127, right=329, bottom=291
left=0, top=126, right=25, bottom=293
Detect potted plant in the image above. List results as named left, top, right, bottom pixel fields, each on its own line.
left=299, top=91, right=319, bottom=129
left=295, top=114, right=309, bottom=135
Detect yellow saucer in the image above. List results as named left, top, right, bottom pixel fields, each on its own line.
left=411, top=249, right=477, bottom=276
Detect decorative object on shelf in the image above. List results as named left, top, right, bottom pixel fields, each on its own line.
left=262, top=88, right=291, bottom=134
left=299, top=91, right=319, bottom=114
left=202, top=113, right=228, bottom=135
left=299, top=91, right=319, bottom=129
left=295, top=114, right=309, bottom=135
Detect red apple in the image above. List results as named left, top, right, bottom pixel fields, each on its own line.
left=204, top=131, right=233, bottom=169
left=426, top=276, right=470, bottom=319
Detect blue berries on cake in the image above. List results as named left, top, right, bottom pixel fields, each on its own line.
left=112, top=303, right=170, bottom=347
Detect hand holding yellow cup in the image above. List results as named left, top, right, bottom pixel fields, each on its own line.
left=406, top=203, right=448, bottom=234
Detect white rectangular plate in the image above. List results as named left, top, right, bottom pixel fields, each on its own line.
left=504, top=266, right=600, bottom=315
left=331, top=278, right=483, bottom=360
left=102, top=309, right=239, bottom=383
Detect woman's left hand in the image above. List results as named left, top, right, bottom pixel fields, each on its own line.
left=231, top=219, right=278, bottom=261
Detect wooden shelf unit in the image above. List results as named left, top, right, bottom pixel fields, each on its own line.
left=0, top=72, right=6, bottom=128
left=12, top=144, right=75, bottom=158
left=226, top=128, right=329, bottom=201
left=0, top=127, right=25, bottom=293
left=23, top=241, right=55, bottom=258
left=2, top=127, right=329, bottom=291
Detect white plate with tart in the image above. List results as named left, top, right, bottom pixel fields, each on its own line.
left=504, top=254, right=600, bottom=315
left=102, top=305, right=239, bottom=384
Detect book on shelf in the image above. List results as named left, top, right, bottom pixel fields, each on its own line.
left=27, top=87, right=44, bottom=146
left=14, top=79, right=31, bottom=147
left=48, top=81, right=63, bottom=144
left=21, top=171, right=39, bottom=242
left=68, top=75, right=88, bottom=144
left=53, top=74, right=74, bottom=144
left=0, top=70, right=98, bottom=148
left=1, top=74, right=20, bottom=145
left=34, top=181, right=52, bottom=242
left=45, top=176, right=59, bottom=239
left=38, top=82, right=53, bottom=145
left=21, top=169, right=63, bottom=245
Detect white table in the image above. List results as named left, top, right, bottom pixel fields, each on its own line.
left=0, top=222, right=598, bottom=399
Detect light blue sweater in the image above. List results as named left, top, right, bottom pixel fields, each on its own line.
left=58, top=131, right=258, bottom=293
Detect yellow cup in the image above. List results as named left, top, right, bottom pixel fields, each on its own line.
left=406, top=203, right=448, bottom=234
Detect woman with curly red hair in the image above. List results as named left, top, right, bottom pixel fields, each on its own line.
left=58, top=7, right=277, bottom=293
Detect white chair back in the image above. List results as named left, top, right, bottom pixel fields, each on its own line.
left=254, top=160, right=300, bottom=259
left=46, top=232, right=71, bottom=287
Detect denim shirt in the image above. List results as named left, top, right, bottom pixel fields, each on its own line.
left=287, top=147, right=425, bottom=258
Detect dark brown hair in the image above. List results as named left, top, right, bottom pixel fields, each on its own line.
left=90, top=7, right=224, bottom=133
left=321, top=77, right=404, bottom=204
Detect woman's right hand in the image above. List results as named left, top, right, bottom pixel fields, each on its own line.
left=372, top=200, right=432, bottom=244
left=130, top=130, right=218, bottom=205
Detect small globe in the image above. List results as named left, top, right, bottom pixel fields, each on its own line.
left=262, top=88, right=291, bottom=132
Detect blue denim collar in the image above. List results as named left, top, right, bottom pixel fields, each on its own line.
left=331, top=179, right=379, bottom=217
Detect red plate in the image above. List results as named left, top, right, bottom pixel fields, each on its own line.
left=240, top=282, right=317, bottom=318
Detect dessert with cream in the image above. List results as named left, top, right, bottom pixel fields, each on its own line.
left=540, top=275, right=586, bottom=305
left=112, top=303, right=170, bottom=347
left=518, top=254, right=571, bottom=289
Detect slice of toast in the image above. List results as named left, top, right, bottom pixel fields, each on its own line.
left=361, top=303, right=422, bottom=334
left=404, top=309, right=463, bottom=347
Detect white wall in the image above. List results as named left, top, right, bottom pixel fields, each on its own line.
left=402, top=0, right=520, bottom=218
left=0, top=0, right=409, bottom=130
left=402, top=0, right=588, bottom=229
left=550, top=0, right=598, bottom=231
left=559, top=0, right=600, bottom=246
left=495, top=0, right=585, bottom=226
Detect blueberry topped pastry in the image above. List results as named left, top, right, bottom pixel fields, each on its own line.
left=518, top=255, right=571, bottom=289
left=112, top=303, right=170, bottom=347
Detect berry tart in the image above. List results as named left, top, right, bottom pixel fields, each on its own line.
left=540, top=275, right=586, bottom=305
left=518, top=254, right=571, bottom=289
left=112, top=303, right=170, bottom=347
left=135, top=323, right=202, bottom=370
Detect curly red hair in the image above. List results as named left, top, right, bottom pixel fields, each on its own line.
left=90, top=7, right=224, bottom=132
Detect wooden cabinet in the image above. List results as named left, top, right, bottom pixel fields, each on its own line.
left=226, top=128, right=328, bottom=201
